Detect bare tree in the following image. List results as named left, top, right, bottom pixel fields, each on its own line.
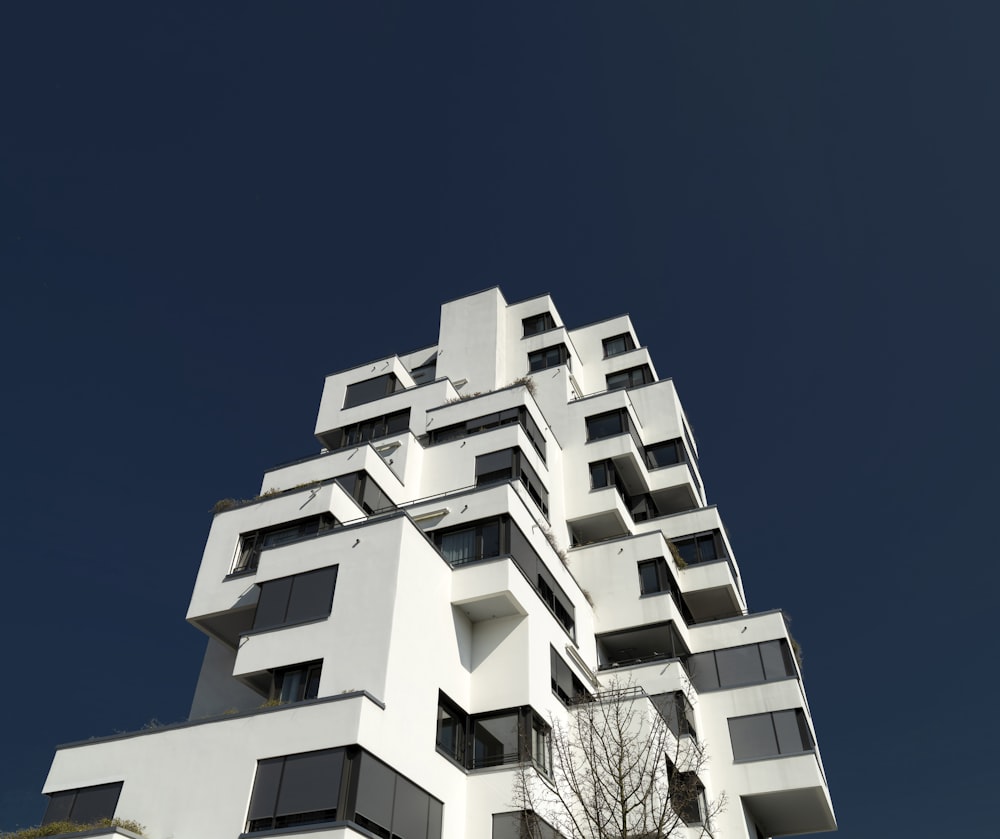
left=514, top=680, right=724, bottom=839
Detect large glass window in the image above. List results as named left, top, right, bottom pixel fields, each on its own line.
left=728, top=709, right=813, bottom=761
left=528, top=344, right=570, bottom=372
left=687, top=639, right=797, bottom=692
left=638, top=558, right=670, bottom=595
left=602, top=333, right=636, bottom=358
left=606, top=365, right=653, bottom=391
left=252, top=566, right=338, bottom=632
left=343, top=373, right=404, bottom=409
left=522, top=312, right=556, bottom=336
left=247, top=747, right=442, bottom=838
left=437, top=694, right=550, bottom=773
left=233, top=513, right=337, bottom=575
left=644, top=438, right=685, bottom=469
left=43, top=783, right=123, bottom=826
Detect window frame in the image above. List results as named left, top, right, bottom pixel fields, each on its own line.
left=42, top=782, right=123, bottom=826
left=343, top=373, right=404, bottom=409
left=522, top=312, right=556, bottom=337
left=602, top=333, right=636, bottom=358
left=528, top=343, right=570, bottom=372
left=232, top=513, right=338, bottom=576
left=605, top=364, right=653, bottom=391
left=251, top=566, right=338, bottom=633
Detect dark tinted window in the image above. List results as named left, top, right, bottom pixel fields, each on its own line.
left=528, top=344, right=570, bottom=372
left=645, top=439, right=684, bottom=469
left=606, top=365, right=653, bottom=391
left=585, top=410, right=623, bottom=440
left=673, top=531, right=724, bottom=565
left=234, top=513, right=338, bottom=575
left=716, top=645, right=765, bottom=687
left=343, top=374, right=403, bottom=409
left=688, top=640, right=796, bottom=692
left=522, top=312, right=556, bottom=336
left=602, top=333, right=635, bottom=357
left=42, top=783, right=123, bottom=826
left=638, top=558, right=669, bottom=595
left=729, top=709, right=813, bottom=760
left=252, top=566, right=337, bottom=631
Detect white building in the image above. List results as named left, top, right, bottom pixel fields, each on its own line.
left=38, top=288, right=836, bottom=839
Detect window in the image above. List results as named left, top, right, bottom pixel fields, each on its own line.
left=328, top=408, right=410, bottom=449
left=493, top=811, right=566, bottom=839
left=728, top=709, right=814, bottom=761
left=438, top=519, right=501, bottom=566
left=585, top=409, right=643, bottom=451
left=233, top=513, right=337, bottom=575
left=475, top=448, right=549, bottom=516
left=42, top=782, right=123, bottom=825
left=638, top=558, right=671, bottom=595
left=435, top=693, right=467, bottom=764
left=651, top=691, right=697, bottom=741
left=672, top=530, right=725, bottom=566
left=528, top=344, right=570, bottom=372
left=605, top=364, right=653, bottom=391
left=409, top=361, right=436, bottom=385
left=335, top=471, right=395, bottom=515
left=522, top=312, right=556, bottom=336
left=550, top=646, right=588, bottom=705
left=687, top=639, right=797, bottom=692
left=436, top=694, right=550, bottom=772
left=343, top=373, right=404, bottom=409
left=429, top=406, right=546, bottom=460
left=247, top=747, right=443, bottom=837
left=644, top=438, right=685, bottom=469
left=271, top=661, right=322, bottom=703
left=433, top=516, right=574, bottom=636
left=666, top=758, right=706, bottom=825
left=251, top=566, right=338, bottom=632
left=602, top=333, right=636, bottom=358
left=354, top=751, right=443, bottom=839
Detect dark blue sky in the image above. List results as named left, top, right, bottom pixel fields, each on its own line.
left=1, top=3, right=997, bottom=834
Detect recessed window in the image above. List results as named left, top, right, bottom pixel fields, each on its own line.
left=42, top=782, right=123, bottom=826
left=522, top=312, right=556, bottom=336
left=602, top=333, right=636, bottom=358
left=728, top=709, right=814, bottom=761
left=433, top=517, right=574, bottom=637
left=475, top=448, right=548, bottom=516
left=644, top=438, right=685, bottom=469
left=672, top=530, right=725, bottom=566
left=493, top=811, right=566, bottom=839
left=436, top=693, right=550, bottom=773
left=247, top=747, right=442, bottom=837
left=651, top=691, right=698, bottom=741
left=429, top=406, right=546, bottom=460
left=335, top=471, right=395, bottom=515
left=638, top=558, right=671, bottom=595
left=606, top=365, right=653, bottom=391
left=550, top=646, right=589, bottom=705
left=585, top=409, right=643, bottom=453
left=233, top=513, right=337, bottom=575
left=326, top=409, right=410, bottom=450
left=252, top=566, right=338, bottom=632
left=343, top=373, right=404, bottom=409
left=272, top=661, right=322, bottom=703
left=528, top=344, right=570, bottom=372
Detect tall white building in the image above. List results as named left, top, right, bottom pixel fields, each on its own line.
left=37, top=289, right=835, bottom=839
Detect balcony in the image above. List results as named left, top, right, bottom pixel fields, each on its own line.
left=450, top=557, right=532, bottom=623
left=733, top=751, right=836, bottom=836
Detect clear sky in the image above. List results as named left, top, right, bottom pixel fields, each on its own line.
left=1, top=3, right=997, bottom=835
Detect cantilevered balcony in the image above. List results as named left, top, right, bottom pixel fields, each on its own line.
left=733, top=753, right=836, bottom=836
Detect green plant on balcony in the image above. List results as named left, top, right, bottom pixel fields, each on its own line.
left=0, top=818, right=146, bottom=839
left=666, top=539, right=687, bottom=569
